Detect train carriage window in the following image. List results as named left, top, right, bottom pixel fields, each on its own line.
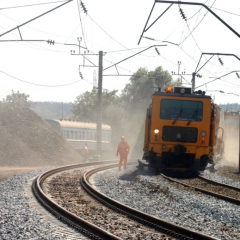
left=66, top=131, right=69, bottom=139
left=106, top=133, right=108, bottom=142
left=160, top=99, right=203, bottom=121
left=74, top=131, right=77, bottom=139
left=89, top=132, right=92, bottom=140
left=69, top=131, right=73, bottom=139
left=82, top=132, right=85, bottom=140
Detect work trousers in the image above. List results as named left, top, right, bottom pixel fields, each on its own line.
left=118, top=154, right=128, bottom=170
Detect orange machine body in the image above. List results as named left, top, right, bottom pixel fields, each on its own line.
left=141, top=87, right=224, bottom=174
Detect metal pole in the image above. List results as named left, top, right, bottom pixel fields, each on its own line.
left=62, top=102, right=63, bottom=119
left=239, top=112, right=240, bottom=173
left=97, top=51, right=103, bottom=157
left=192, top=72, right=196, bottom=91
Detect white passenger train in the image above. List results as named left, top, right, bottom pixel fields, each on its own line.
left=45, top=119, right=111, bottom=152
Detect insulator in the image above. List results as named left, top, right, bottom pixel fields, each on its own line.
left=80, top=2, right=88, bottom=14
left=236, top=72, right=240, bottom=78
left=47, top=40, right=54, bottom=45
left=155, top=47, right=160, bottom=55
left=218, top=58, right=224, bottom=65
left=179, top=8, right=187, bottom=21
left=79, top=72, right=83, bottom=79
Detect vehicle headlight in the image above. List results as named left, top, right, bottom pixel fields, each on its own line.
left=201, top=131, right=206, bottom=137
left=154, top=129, right=159, bottom=134
left=180, top=88, right=185, bottom=94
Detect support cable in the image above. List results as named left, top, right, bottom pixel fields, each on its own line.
left=0, top=0, right=74, bottom=38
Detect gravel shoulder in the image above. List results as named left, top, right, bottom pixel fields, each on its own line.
left=0, top=167, right=45, bottom=181
left=93, top=165, right=240, bottom=240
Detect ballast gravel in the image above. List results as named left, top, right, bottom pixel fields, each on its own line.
left=203, top=165, right=240, bottom=188
left=93, top=166, right=240, bottom=240
left=0, top=170, right=87, bottom=240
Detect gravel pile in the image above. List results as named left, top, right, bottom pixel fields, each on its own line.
left=93, top=166, right=240, bottom=240
left=0, top=105, right=82, bottom=167
left=0, top=170, right=87, bottom=240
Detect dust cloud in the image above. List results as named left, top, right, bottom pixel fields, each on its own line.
left=115, top=110, right=146, bottom=160
left=221, top=117, right=239, bottom=167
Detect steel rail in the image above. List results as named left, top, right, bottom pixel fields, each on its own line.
left=198, top=175, right=240, bottom=191
left=32, top=160, right=124, bottom=240
left=161, top=174, right=240, bottom=205
left=82, top=165, right=218, bottom=240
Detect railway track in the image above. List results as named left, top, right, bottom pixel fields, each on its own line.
left=161, top=174, right=240, bottom=205
left=32, top=160, right=217, bottom=240
left=32, top=161, right=122, bottom=240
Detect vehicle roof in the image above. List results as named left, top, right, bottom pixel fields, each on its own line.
left=153, top=92, right=211, bottom=99
left=54, top=120, right=111, bottom=130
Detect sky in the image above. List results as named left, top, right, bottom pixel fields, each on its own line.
left=0, top=0, right=240, bottom=104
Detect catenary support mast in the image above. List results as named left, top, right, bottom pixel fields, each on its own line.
left=97, top=51, right=103, bottom=157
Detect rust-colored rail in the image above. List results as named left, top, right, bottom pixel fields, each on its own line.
left=161, top=174, right=240, bottom=205
left=32, top=160, right=123, bottom=240
left=82, top=165, right=217, bottom=240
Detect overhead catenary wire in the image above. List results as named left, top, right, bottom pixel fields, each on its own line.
left=0, top=0, right=239, bottom=100
left=177, top=2, right=232, bottom=75
left=0, top=1, right=70, bottom=10
left=163, top=0, right=209, bottom=42
left=196, top=71, right=240, bottom=89
left=179, top=0, right=217, bottom=46
left=0, top=10, right=80, bottom=39
left=211, top=7, right=240, bottom=17
left=142, top=36, right=218, bottom=78
left=77, top=0, right=88, bottom=50
left=0, top=69, right=82, bottom=87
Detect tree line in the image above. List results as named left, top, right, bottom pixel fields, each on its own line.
left=72, top=66, right=179, bottom=156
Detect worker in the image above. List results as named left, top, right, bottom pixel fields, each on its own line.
left=82, top=143, right=89, bottom=162
left=116, top=136, right=130, bottom=171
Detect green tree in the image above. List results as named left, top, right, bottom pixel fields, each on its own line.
left=0, top=90, right=32, bottom=125
left=72, top=87, right=122, bottom=124
left=122, top=66, right=177, bottom=108
left=2, top=90, right=32, bottom=108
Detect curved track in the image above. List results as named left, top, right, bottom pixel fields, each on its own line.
left=32, top=160, right=217, bottom=240
left=161, top=174, right=240, bottom=205
left=32, top=161, right=122, bottom=240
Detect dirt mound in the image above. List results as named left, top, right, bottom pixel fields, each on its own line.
left=0, top=106, right=82, bottom=167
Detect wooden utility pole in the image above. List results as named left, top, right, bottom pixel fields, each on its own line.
left=97, top=51, right=103, bottom=157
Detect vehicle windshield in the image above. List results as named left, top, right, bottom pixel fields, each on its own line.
left=160, top=99, right=203, bottom=121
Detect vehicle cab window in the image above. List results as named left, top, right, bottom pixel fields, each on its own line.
left=160, top=99, right=203, bottom=121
